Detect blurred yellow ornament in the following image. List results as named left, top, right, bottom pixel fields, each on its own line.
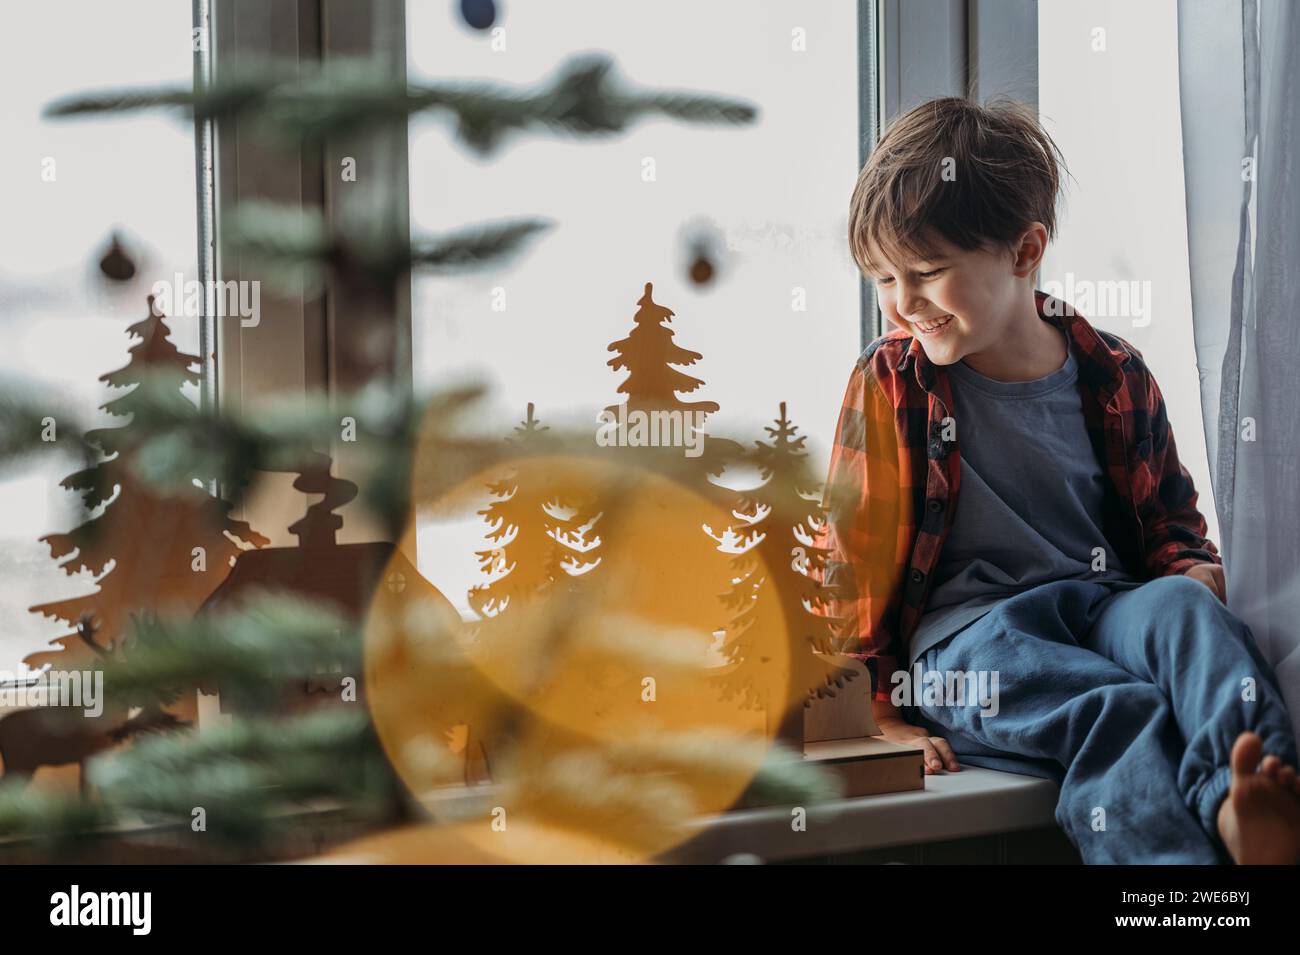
left=363, top=449, right=796, bottom=862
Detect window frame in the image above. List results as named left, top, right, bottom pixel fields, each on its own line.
left=208, top=0, right=411, bottom=416
left=205, top=0, right=409, bottom=545
left=870, top=0, right=1038, bottom=340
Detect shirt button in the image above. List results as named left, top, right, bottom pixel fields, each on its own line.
left=927, top=498, right=944, bottom=512
left=910, top=569, right=925, bottom=583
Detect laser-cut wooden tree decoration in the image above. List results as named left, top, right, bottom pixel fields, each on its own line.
left=467, top=403, right=600, bottom=626
left=28, top=295, right=269, bottom=671
left=452, top=403, right=601, bottom=777
left=604, top=282, right=741, bottom=478
left=605, top=282, right=718, bottom=420
left=591, top=282, right=746, bottom=692
left=709, top=402, right=855, bottom=745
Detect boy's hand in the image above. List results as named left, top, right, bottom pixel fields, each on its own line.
left=877, top=717, right=961, bottom=774
left=1185, top=563, right=1226, bottom=603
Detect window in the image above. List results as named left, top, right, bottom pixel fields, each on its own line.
left=1037, top=0, right=1220, bottom=545
left=404, top=0, right=872, bottom=614
left=0, top=1, right=199, bottom=668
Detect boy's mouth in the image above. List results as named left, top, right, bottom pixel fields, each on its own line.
left=915, top=314, right=954, bottom=334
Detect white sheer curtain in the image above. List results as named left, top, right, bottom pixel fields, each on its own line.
left=1178, top=0, right=1300, bottom=741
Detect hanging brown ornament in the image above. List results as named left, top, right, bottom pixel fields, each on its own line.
left=98, top=232, right=136, bottom=282
left=681, top=218, right=723, bottom=288
left=688, top=254, right=715, bottom=286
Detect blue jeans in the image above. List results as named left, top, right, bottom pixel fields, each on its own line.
left=900, top=575, right=1298, bottom=864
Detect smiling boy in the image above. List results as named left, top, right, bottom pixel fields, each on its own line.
left=819, top=96, right=1300, bottom=864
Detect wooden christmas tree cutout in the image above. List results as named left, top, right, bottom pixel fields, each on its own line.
left=468, top=402, right=600, bottom=623
left=710, top=401, right=858, bottom=746
left=27, top=295, right=268, bottom=688
left=422, top=286, right=898, bottom=803
left=601, top=282, right=742, bottom=476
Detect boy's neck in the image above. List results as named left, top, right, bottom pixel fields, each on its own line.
left=959, top=296, right=1068, bottom=383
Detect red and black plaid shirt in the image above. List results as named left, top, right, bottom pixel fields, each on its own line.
left=816, top=289, right=1223, bottom=703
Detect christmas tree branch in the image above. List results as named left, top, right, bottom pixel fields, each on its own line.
left=101, top=594, right=361, bottom=701
left=90, top=708, right=397, bottom=836
left=225, top=201, right=553, bottom=295
left=0, top=788, right=114, bottom=848
left=45, top=54, right=758, bottom=156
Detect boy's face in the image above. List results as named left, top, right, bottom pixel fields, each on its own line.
left=866, top=230, right=1029, bottom=366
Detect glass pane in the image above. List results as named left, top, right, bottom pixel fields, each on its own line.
left=0, top=2, right=199, bottom=668
left=1038, top=0, right=1220, bottom=546
left=407, top=0, right=865, bottom=614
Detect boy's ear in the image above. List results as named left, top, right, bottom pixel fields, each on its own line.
left=1012, top=222, right=1049, bottom=278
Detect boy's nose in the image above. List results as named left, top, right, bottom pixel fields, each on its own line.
left=901, top=299, right=929, bottom=321
left=895, top=282, right=926, bottom=317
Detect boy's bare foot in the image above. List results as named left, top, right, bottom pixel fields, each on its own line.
left=1216, top=731, right=1300, bottom=864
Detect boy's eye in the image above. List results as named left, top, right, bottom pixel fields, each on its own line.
left=872, top=269, right=944, bottom=285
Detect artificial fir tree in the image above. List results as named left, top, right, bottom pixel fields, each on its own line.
left=28, top=295, right=268, bottom=671
left=710, top=403, right=853, bottom=744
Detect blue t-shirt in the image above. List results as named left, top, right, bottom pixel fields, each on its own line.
left=907, top=329, right=1145, bottom=666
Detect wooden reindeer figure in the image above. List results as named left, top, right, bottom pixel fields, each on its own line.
left=0, top=615, right=180, bottom=792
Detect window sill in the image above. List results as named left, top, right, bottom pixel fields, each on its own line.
left=665, top=765, right=1063, bottom=863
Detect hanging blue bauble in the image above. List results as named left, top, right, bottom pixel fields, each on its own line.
left=459, top=0, right=497, bottom=31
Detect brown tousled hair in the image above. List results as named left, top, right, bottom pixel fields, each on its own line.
left=848, top=96, right=1067, bottom=275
